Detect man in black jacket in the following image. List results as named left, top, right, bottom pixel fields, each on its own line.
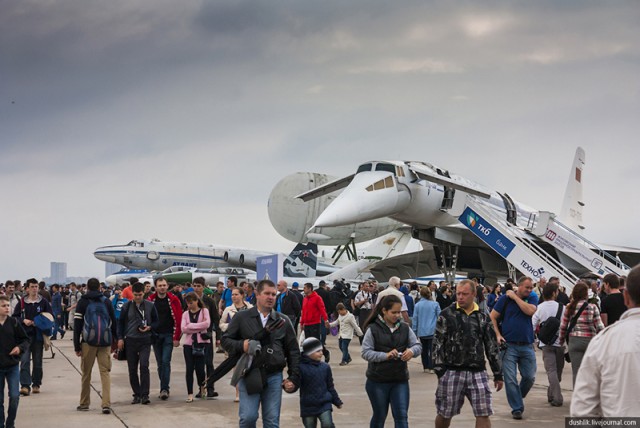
left=276, top=280, right=301, bottom=332
left=222, top=279, right=300, bottom=428
left=1, top=295, right=30, bottom=428
left=117, top=282, right=159, bottom=405
left=433, top=280, right=503, bottom=428
left=74, top=278, right=117, bottom=414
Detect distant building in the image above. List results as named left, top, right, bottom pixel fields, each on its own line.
left=105, top=262, right=122, bottom=277
left=50, top=262, right=67, bottom=284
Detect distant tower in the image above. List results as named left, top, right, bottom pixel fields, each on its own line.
left=105, top=262, right=122, bottom=277
left=50, top=262, right=67, bottom=284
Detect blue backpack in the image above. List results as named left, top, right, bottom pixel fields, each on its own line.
left=83, top=296, right=112, bottom=347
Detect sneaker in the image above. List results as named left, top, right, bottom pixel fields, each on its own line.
left=76, top=405, right=89, bottom=411
left=32, top=386, right=40, bottom=394
left=206, top=390, right=218, bottom=400
left=159, top=390, right=169, bottom=401
left=141, top=396, right=150, bottom=405
left=512, top=411, right=523, bottom=420
left=102, top=407, right=112, bottom=414
left=131, top=396, right=141, bottom=405
left=339, top=362, right=348, bottom=366
left=20, top=387, right=30, bottom=396
left=550, top=401, right=563, bottom=407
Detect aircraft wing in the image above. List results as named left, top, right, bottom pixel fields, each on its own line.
left=368, top=239, right=516, bottom=284
left=295, top=174, right=355, bottom=202
left=407, top=162, right=492, bottom=199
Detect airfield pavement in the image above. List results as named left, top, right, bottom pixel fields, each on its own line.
left=17, top=334, right=574, bottom=428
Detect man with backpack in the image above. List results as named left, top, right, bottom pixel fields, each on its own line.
left=12, top=278, right=53, bottom=396
left=74, top=278, right=117, bottom=414
left=531, top=282, right=565, bottom=407
left=67, top=282, right=82, bottom=331
left=490, top=276, right=538, bottom=420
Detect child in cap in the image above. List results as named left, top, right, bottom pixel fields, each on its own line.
left=299, top=337, right=343, bottom=427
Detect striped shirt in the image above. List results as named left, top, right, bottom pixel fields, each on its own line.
left=559, top=300, right=604, bottom=344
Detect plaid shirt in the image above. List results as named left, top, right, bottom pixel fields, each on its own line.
left=559, top=300, right=604, bottom=344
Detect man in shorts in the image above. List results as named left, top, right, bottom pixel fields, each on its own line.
left=433, top=279, right=503, bottom=428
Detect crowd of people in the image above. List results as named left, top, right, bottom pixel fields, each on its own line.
left=0, top=266, right=639, bottom=427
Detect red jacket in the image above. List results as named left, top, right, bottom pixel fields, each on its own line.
left=301, top=291, right=329, bottom=326
left=148, top=292, right=183, bottom=341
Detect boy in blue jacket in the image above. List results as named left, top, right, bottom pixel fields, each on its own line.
left=298, top=337, right=343, bottom=428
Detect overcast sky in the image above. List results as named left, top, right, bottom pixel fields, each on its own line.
left=2, top=1, right=639, bottom=281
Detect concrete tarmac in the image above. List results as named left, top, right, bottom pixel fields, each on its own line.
left=15, top=335, right=573, bottom=427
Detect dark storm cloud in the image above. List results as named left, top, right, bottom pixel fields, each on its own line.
left=1, top=1, right=639, bottom=279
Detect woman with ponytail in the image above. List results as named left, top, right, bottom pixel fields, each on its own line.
left=558, top=281, right=604, bottom=385
left=361, top=295, right=421, bottom=428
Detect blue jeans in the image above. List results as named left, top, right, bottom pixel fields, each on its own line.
left=419, top=336, right=433, bottom=370
left=0, top=365, right=20, bottom=428
left=302, top=410, right=334, bottom=428
left=501, top=343, right=536, bottom=414
left=365, top=379, right=409, bottom=428
left=238, top=371, right=283, bottom=428
left=339, top=338, right=351, bottom=363
left=153, top=333, right=174, bottom=392
left=20, top=338, right=43, bottom=388
left=52, top=312, right=64, bottom=338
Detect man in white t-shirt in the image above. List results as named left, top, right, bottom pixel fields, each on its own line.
left=375, top=276, right=409, bottom=323
left=531, top=282, right=565, bottom=407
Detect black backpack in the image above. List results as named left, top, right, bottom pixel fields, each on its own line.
left=538, top=302, right=563, bottom=345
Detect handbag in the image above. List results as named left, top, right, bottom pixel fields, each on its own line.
left=192, top=333, right=206, bottom=357
left=192, top=345, right=206, bottom=357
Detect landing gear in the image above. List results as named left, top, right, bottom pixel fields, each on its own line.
left=437, top=241, right=459, bottom=285
left=331, top=235, right=358, bottom=265
left=507, top=263, right=517, bottom=281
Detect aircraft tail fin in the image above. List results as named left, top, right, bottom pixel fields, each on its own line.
left=283, top=243, right=318, bottom=277
left=360, top=227, right=414, bottom=260
left=559, top=147, right=586, bottom=231
left=325, top=228, right=415, bottom=282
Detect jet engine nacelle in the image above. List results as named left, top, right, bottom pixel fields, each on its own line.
left=268, top=172, right=400, bottom=245
left=224, top=250, right=247, bottom=266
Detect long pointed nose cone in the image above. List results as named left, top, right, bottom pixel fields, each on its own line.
left=94, top=247, right=117, bottom=263
left=312, top=172, right=410, bottom=228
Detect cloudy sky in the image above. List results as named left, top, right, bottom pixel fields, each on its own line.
left=2, top=1, right=639, bottom=281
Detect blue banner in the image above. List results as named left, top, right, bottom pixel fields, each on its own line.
left=459, top=207, right=516, bottom=258
left=257, top=254, right=281, bottom=282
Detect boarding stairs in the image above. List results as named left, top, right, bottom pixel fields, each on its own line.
left=527, top=211, right=630, bottom=277
left=459, top=196, right=579, bottom=290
